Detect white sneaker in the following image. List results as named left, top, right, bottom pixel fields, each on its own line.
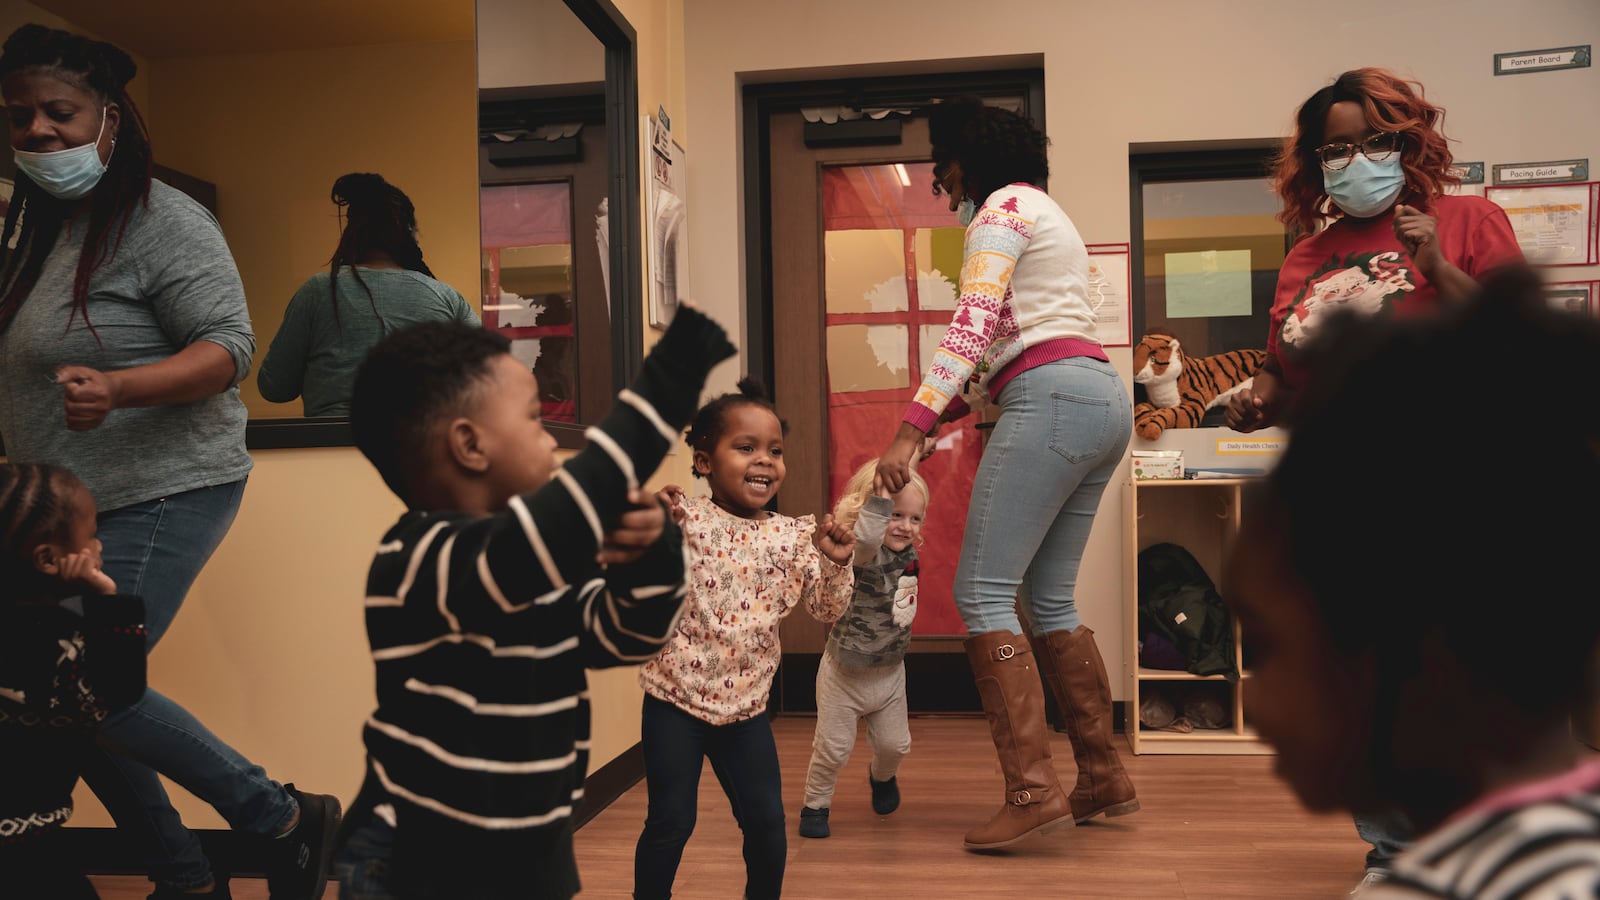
left=1350, top=868, right=1391, bottom=895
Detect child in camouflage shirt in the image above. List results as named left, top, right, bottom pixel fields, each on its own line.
left=798, top=460, right=930, bottom=839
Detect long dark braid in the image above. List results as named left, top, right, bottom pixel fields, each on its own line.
left=0, top=462, right=78, bottom=600
left=0, top=24, right=153, bottom=340
left=328, top=172, right=434, bottom=329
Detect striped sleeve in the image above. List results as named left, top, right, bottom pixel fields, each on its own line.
left=904, top=201, right=1034, bottom=432
left=577, top=510, right=689, bottom=667
left=429, top=307, right=734, bottom=637
left=1366, top=795, right=1600, bottom=898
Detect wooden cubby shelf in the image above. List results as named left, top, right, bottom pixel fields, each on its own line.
left=1123, top=477, right=1270, bottom=755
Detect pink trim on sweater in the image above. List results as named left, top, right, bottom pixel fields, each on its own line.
left=1443, top=756, right=1600, bottom=826
left=900, top=339, right=1105, bottom=432
left=985, top=338, right=1108, bottom=399
left=903, top=404, right=940, bottom=434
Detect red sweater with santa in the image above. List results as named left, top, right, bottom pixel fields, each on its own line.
left=1268, top=194, right=1522, bottom=392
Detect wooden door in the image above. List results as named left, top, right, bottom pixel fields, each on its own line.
left=767, top=112, right=989, bottom=712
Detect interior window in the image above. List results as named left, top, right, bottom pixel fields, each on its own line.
left=1129, top=145, right=1285, bottom=418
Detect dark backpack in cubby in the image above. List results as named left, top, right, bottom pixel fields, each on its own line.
left=1136, top=542, right=1239, bottom=682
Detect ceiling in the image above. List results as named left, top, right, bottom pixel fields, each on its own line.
left=30, top=0, right=474, bottom=59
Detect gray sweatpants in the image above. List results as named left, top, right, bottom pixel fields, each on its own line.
left=802, top=651, right=911, bottom=809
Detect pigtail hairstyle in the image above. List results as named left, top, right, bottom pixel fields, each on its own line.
left=683, top=376, right=786, bottom=478
left=328, top=172, right=435, bottom=329
left=0, top=24, right=153, bottom=340
left=0, top=462, right=80, bottom=601
left=1273, top=67, right=1456, bottom=239
left=928, top=95, right=1049, bottom=205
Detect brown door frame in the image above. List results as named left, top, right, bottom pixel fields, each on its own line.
left=742, top=69, right=1046, bottom=713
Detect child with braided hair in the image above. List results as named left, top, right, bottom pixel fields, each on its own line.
left=0, top=463, right=147, bottom=899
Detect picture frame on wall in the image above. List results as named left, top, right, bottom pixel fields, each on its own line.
left=1086, top=242, right=1132, bottom=347
left=643, top=115, right=689, bottom=330
left=1545, top=279, right=1600, bottom=316
left=1485, top=181, right=1599, bottom=266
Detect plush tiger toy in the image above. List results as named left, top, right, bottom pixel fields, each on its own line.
left=1132, top=333, right=1267, bottom=440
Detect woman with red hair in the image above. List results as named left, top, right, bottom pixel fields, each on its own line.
left=1226, top=68, right=1525, bottom=892
left=1227, top=68, right=1524, bottom=436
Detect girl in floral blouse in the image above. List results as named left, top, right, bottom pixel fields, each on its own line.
left=635, top=378, right=856, bottom=900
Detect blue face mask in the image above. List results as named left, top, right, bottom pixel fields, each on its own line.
left=957, top=197, right=978, bottom=226
left=13, top=107, right=113, bottom=201
left=1322, top=154, right=1405, bottom=219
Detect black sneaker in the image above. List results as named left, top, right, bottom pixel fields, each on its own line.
left=148, top=876, right=232, bottom=900
left=798, top=806, right=830, bottom=838
left=266, top=784, right=343, bottom=900
left=869, top=774, right=900, bottom=815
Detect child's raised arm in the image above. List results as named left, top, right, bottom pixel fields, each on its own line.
left=850, top=493, right=894, bottom=567
left=409, top=308, right=734, bottom=644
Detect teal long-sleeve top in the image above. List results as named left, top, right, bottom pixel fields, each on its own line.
left=258, top=266, right=480, bottom=416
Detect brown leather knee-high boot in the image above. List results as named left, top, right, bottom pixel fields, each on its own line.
left=963, top=630, right=1074, bottom=850
left=1031, top=626, right=1140, bottom=823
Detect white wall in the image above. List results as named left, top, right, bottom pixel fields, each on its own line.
left=682, top=0, right=1600, bottom=691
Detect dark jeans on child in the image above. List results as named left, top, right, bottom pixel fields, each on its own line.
left=633, top=695, right=786, bottom=900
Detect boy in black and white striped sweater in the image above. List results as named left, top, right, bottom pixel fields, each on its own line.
left=337, top=307, right=734, bottom=900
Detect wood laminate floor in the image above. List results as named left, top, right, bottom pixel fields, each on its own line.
left=91, top=715, right=1367, bottom=899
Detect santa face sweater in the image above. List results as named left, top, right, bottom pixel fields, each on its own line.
left=826, top=494, right=918, bottom=669
left=1267, top=194, right=1522, bottom=393
left=358, top=307, right=734, bottom=896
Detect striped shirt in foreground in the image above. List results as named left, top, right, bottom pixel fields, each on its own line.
left=1363, top=758, right=1600, bottom=899
left=359, top=306, right=734, bottom=897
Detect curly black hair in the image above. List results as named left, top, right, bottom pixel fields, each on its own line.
left=350, top=321, right=511, bottom=503
left=683, top=377, right=787, bottom=480
left=1258, top=263, right=1600, bottom=716
left=928, top=95, right=1049, bottom=205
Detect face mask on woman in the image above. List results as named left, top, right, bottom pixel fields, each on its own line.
left=13, top=107, right=113, bottom=200
left=1323, top=154, right=1404, bottom=219
left=957, top=197, right=978, bottom=226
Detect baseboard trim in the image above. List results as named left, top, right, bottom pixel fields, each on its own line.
left=70, top=744, right=647, bottom=877
left=73, top=706, right=1145, bottom=877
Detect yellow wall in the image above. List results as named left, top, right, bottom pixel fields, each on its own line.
left=71, top=451, right=400, bottom=828
left=142, top=36, right=481, bottom=420
left=70, top=0, right=696, bottom=830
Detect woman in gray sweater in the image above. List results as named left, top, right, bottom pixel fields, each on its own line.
left=0, top=23, right=338, bottom=899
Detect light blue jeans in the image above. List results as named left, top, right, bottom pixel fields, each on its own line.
left=954, top=358, right=1131, bottom=636
left=78, top=479, right=298, bottom=891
